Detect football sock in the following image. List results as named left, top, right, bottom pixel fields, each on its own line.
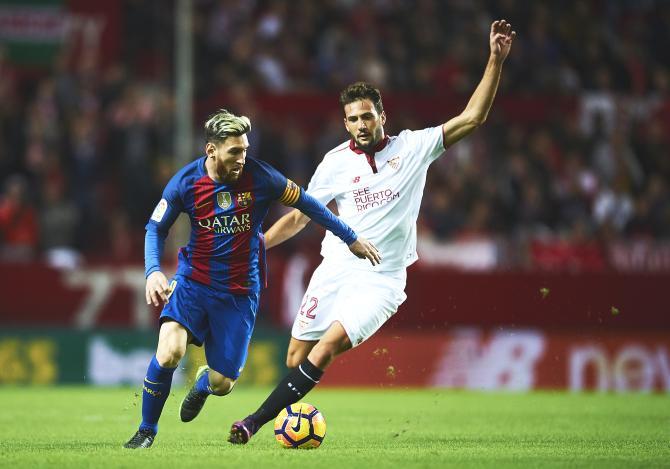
left=139, top=355, right=177, bottom=433
left=193, top=369, right=213, bottom=395
left=250, top=359, right=324, bottom=426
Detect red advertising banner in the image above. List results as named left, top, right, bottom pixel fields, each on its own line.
left=1, top=260, right=668, bottom=392
left=278, top=255, right=669, bottom=330
left=323, top=330, right=670, bottom=393
left=1, top=260, right=668, bottom=330
left=0, top=263, right=149, bottom=327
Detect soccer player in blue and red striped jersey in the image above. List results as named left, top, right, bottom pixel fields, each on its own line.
left=123, top=109, right=380, bottom=449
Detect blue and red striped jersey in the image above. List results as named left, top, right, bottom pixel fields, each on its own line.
left=145, top=156, right=356, bottom=295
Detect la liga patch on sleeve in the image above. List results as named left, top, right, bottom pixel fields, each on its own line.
left=151, top=199, right=168, bottom=222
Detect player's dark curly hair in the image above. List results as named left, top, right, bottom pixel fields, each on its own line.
left=339, top=82, right=384, bottom=114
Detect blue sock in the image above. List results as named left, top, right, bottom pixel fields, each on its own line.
left=193, top=369, right=213, bottom=395
left=139, top=355, right=177, bottom=434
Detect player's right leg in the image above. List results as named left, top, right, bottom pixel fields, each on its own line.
left=125, top=274, right=206, bottom=449
left=229, top=262, right=341, bottom=444
left=124, top=320, right=189, bottom=449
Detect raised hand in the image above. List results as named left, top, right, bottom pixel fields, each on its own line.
left=348, top=237, right=382, bottom=266
left=490, top=20, right=515, bottom=62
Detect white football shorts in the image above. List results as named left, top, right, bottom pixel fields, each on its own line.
left=291, top=261, right=407, bottom=347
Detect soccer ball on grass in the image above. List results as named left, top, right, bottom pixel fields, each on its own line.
left=273, top=402, right=326, bottom=449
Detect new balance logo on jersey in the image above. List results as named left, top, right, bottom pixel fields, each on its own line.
left=352, top=176, right=360, bottom=183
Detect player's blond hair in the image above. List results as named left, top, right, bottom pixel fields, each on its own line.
left=204, top=109, right=251, bottom=143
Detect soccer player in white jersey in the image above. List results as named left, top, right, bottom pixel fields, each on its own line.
left=229, top=20, right=515, bottom=444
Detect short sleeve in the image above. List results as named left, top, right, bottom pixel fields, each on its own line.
left=305, top=159, right=335, bottom=205
left=399, top=126, right=445, bottom=165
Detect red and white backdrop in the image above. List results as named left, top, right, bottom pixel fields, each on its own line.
left=276, top=248, right=670, bottom=393
left=1, top=244, right=668, bottom=392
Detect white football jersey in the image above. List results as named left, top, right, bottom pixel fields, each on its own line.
left=306, top=126, right=445, bottom=271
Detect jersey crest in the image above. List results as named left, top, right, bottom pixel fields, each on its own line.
left=236, top=191, right=253, bottom=207
left=217, top=191, right=232, bottom=209
left=387, top=155, right=401, bottom=170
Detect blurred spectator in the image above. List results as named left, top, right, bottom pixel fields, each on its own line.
left=39, top=179, right=82, bottom=269
left=107, top=83, right=160, bottom=225
left=0, top=0, right=667, bottom=271
left=593, top=181, right=634, bottom=233
left=109, top=210, right=138, bottom=262
left=0, top=175, right=38, bottom=262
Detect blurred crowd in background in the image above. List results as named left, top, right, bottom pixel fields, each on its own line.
left=0, top=0, right=669, bottom=270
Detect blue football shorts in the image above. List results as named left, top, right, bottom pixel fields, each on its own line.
left=160, top=274, right=259, bottom=380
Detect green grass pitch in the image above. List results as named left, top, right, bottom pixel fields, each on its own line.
left=1, top=386, right=668, bottom=468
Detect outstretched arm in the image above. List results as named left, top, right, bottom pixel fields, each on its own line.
left=291, top=189, right=381, bottom=265
left=442, top=20, right=515, bottom=148
left=264, top=208, right=311, bottom=249
left=270, top=180, right=381, bottom=265
left=265, top=207, right=379, bottom=263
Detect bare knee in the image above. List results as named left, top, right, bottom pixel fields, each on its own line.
left=155, top=342, right=186, bottom=368
left=207, top=370, right=236, bottom=396
left=155, top=322, right=188, bottom=368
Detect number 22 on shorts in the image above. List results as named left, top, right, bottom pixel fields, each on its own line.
left=299, top=296, right=318, bottom=319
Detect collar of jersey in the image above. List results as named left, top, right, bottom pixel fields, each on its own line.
left=349, top=135, right=389, bottom=156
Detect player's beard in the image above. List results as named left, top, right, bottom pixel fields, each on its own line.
left=215, top=159, right=244, bottom=184
left=222, top=166, right=243, bottom=184
left=355, top=127, right=383, bottom=153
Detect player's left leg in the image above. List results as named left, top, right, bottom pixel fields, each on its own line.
left=180, top=366, right=236, bottom=422
left=306, top=320, right=352, bottom=368
left=229, top=267, right=407, bottom=445
left=228, top=321, right=350, bottom=444
left=181, top=289, right=259, bottom=423
left=285, top=337, right=318, bottom=368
